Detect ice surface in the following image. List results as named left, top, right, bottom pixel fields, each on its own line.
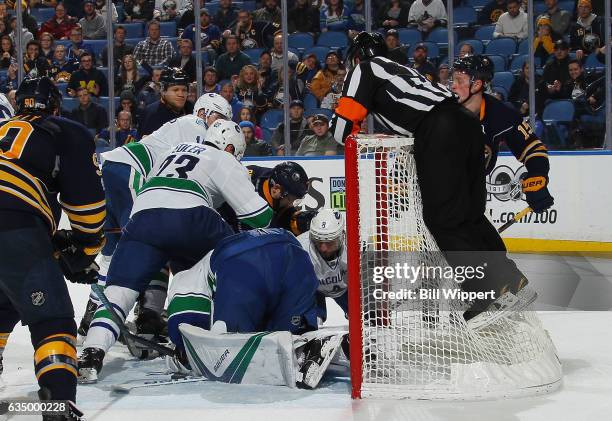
left=2, top=254, right=612, bottom=421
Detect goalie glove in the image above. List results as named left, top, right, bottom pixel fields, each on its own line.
left=52, top=230, right=104, bottom=284
left=521, top=175, right=554, bottom=213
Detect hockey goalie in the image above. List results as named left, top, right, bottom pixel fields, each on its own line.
left=165, top=228, right=347, bottom=389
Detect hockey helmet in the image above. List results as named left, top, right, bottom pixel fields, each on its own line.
left=452, top=55, right=494, bottom=83
left=16, top=76, right=62, bottom=114
left=345, top=31, right=388, bottom=71
left=269, top=161, right=309, bottom=199
left=205, top=119, right=246, bottom=161
left=159, top=67, right=189, bottom=91
left=193, top=92, right=233, bottom=120
left=309, top=208, right=345, bottom=260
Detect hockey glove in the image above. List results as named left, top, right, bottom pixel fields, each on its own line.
left=521, top=175, right=554, bottom=213
left=52, top=230, right=103, bottom=284
left=291, top=210, right=318, bottom=235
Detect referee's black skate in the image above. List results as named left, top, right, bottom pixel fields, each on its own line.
left=77, top=347, right=105, bottom=384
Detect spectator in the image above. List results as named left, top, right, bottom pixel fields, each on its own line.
left=241, top=121, right=273, bottom=157
left=235, top=64, right=269, bottom=114
left=158, top=0, right=181, bottom=24
left=0, top=3, right=8, bottom=26
left=478, top=0, right=506, bottom=25
left=408, top=0, right=447, bottom=35
left=10, top=1, right=39, bottom=37
left=67, top=87, right=109, bottom=134
left=411, top=43, right=437, bottom=82
left=253, top=0, right=281, bottom=25
left=101, top=26, right=135, bottom=67
left=79, top=0, right=106, bottom=40
left=297, top=53, right=320, bottom=86
left=270, top=99, right=311, bottom=155
left=258, top=50, right=274, bottom=92
left=271, top=33, right=299, bottom=74
left=0, top=62, right=18, bottom=93
left=536, top=0, right=571, bottom=40
left=0, top=20, right=7, bottom=38
left=29, top=0, right=58, bottom=9
left=493, top=0, right=527, bottom=40
left=297, top=113, right=341, bottom=156
left=569, top=0, right=604, bottom=61
left=50, top=44, right=78, bottom=82
left=0, top=36, right=14, bottom=69
left=23, top=40, right=51, bottom=78
left=437, top=63, right=450, bottom=87
left=117, top=89, right=141, bottom=126
left=38, top=3, right=78, bottom=40
left=534, top=16, right=554, bottom=63
left=178, top=0, right=205, bottom=29
left=181, top=9, right=221, bottom=64
left=459, top=42, right=474, bottom=58
left=508, top=61, right=535, bottom=116
left=347, top=0, right=366, bottom=36
left=66, top=26, right=95, bottom=63
left=237, top=106, right=263, bottom=139
left=560, top=58, right=594, bottom=101
left=269, top=63, right=305, bottom=106
left=385, top=29, right=408, bottom=65
left=168, top=39, right=197, bottom=82
left=310, top=51, right=341, bottom=101
left=214, top=0, right=239, bottom=32
left=537, top=39, right=571, bottom=115
left=67, top=51, right=109, bottom=97
left=136, top=67, right=163, bottom=108
left=376, top=0, right=409, bottom=31
left=124, top=0, right=155, bottom=22
left=8, top=16, right=33, bottom=46
left=215, top=35, right=251, bottom=81
left=203, top=66, right=221, bottom=93
left=97, top=110, right=139, bottom=147
left=138, top=68, right=189, bottom=136
left=115, top=54, right=148, bottom=95
left=94, top=0, right=118, bottom=24
left=288, top=0, right=320, bottom=35
left=39, top=32, right=55, bottom=61
left=320, top=0, right=350, bottom=32
left=229, top=9, right=279, bottom=50
left=219, top=81, right=244, bottom=119
left=320, top=66, right=346, bottom=110
left=133, top=20, right=175, bottom=66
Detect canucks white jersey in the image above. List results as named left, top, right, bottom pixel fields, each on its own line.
left=297, top=232, right=347, bottom=298
left=101, top=114, right=208, bottom=177
left=131, top=142, right=273, bottom=228
left=0, top=93, right=14, bottom=121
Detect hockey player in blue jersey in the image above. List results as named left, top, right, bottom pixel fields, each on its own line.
left=166, top=228, right=344, bottom=389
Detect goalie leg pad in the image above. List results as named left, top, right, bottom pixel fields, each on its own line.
left=179, top=323, right=297, bottom=387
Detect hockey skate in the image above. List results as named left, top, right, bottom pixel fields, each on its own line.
left=77, top=298, right=99, bottom=341
left=38, top=387, right=85, bottom=421
left=77, top=347, right=105, bottom=384
left=296, top=334, right=343, bottom=389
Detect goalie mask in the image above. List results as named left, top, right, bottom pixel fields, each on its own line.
left=193, top=93, right=233, bottom=121
left=205, top=119, right=246, bottom=161
left=309, top=209, right=345, bottom=261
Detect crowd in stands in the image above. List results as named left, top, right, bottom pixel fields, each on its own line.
left=0, top=0, right=609, bottom=153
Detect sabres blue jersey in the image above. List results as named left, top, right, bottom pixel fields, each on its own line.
left=480, top=94, right=549, bottom=176
left=0, top=113, right=105, bottom=243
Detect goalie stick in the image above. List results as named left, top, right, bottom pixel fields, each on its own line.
left=91, top=284, right=175, bottom=357
left=111, top=375, right=206, bottom=393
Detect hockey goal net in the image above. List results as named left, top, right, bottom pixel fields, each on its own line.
left=344, top=134, right=562, bottom=400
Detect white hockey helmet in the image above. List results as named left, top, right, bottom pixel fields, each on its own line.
left=193, top=93, right=233, bottom=120
left=310, top=208, right=345, bottom=260
left=205, top=119, right=246, bottom=161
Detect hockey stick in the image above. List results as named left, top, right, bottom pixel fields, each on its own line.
left=497, top=207, right=532, bottom=234
left=91, top=284, right=175, bottom=357
left=104, top=227, right=122, bottom=234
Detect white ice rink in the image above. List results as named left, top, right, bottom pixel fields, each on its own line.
left=2, top=253, right=612, bottom=421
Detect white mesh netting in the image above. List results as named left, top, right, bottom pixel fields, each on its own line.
left=348, top=135, right=562, bottom=400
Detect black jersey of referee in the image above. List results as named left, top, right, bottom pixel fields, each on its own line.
left=330, top=56, right=453, bottom=142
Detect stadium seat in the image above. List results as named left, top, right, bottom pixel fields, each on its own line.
left=56, top=82, right=68, bottom=96
left=243, top=47, right=265, bottom=65
left=260, top=109, right=284, bottom=130
left=558, top=0, right=575, bottom=12
left=97, top=67, right=109, bottom=82
left=453, top=7, right=477, bottom=27
left=408, top=42, right=439, bottom=61
left=55, top=39, right=72, bottom=49
left=262, top=127, right=273, bottom=143
left=485, top=37, right=517, bottom=58
left=316, top=31, right=349, bottom=50
left=534, top=1, right=548, bottom=15
left=116, top=3, right=125, bottom=22
left=485, top=54, right=507, bottom=72
left=61, top=97, right=79, bottom=113
left=455, top=39, right=484, bottom=55
left=492, top=85, right=508, bottom=101
left=510, top=55, right=541, bottom=73
left=30, top=7, right=55, bottom=23
left=242, top=1, right=256, bottom=11
left=426, top=28, right=457, bottom=47
left=542, top=100, right=575, bottom=146
left=491, top=71, right=515, bottom=92
left=97, top=97, right=121, bottom=115
left=464, top=0, right=489, bottom=11
left=517, top=38, right=529, bottom=55
left=397, top=28, right=421, bottom=47
left=288, top=33, right=314, bottom=53
left=115, top=23, right=144, bottom=39
left=126, top=38, right=145, bottom=48
left=159, top=21, right=177, bottom=37
left=474, top=25, right=496, bottom=43
left=83, top=40, right=107, bottom=59
left=303, top=93, right=319, bottom=111
left=584, top=52, right=605, bottom=71
left=303, top=46, right=331, bottom=63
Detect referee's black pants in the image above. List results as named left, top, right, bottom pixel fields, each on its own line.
left=413, top=101, right=524, bottom=297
